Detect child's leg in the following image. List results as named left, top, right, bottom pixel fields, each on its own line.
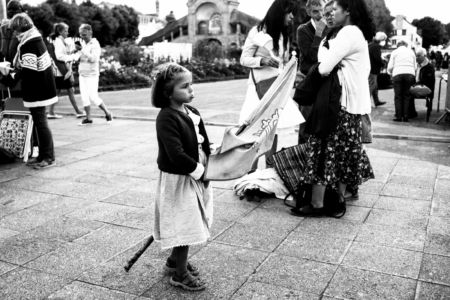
left=169, top=246, right=205, bottom=291
left=172, top=246, right=189, bottom=276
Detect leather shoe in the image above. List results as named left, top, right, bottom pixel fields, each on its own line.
left=375, top=101, right=386, bottom=106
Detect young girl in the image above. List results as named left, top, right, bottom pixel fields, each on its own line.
left=152, top=63, right=213, bottom=291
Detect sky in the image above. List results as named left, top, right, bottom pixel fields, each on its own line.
left=20, top=0, right=450, bottom=24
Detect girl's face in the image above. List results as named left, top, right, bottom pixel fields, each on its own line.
left=169, top=72, right=194, bottom=106
left=284, top=12, right=294, bottom=26
left=60, top=27, right=69, bottom=39
left=333, top=2, right=349, bottom=27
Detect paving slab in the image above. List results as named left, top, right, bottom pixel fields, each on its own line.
left=24, top=242, right=113, bottom=279
left=251, top=254, right=337, bottom=294
left=381, top=183, right=434, bottom=200
left=215, top=222, right=291, bottom=252
left=0, top=232, right=64, bottom=265
left=365, top=209, right=429, bottom=230
left=231, top=281, right=320, bottom=300
left=374, top=196, right=431, bottom=215
left=0, top=261, right=17, bottom=276
left=345, top=192, right=379, bottom=208
left=324, top=266, right=416, bottom=300
left=425, top=233, right=450, bottom=257
left=342, top=242, right=423, bottom=279
left=419, top=254, right=450, bottom=286
left=26, top=217, right=103, bottom=242
left=0, top=267, right=71, bottom=300
left=277, top=231, right=352, bottom=264
left=415, top=281, right=450, bottom=300
left=356, top=223, right=426, bottom=252
left=47, top=281, right=136, bottom=300
left=294, top=218, right=361, bottom=239
left=431, top=194, right=450, bottom=218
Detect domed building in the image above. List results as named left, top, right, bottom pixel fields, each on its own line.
left=138, top=0, right=259, bottom=54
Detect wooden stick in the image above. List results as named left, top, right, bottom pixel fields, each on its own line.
left=124, top=235, right=154, bottom=272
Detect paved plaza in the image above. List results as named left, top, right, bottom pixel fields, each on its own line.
left=0, top=79, right=450, bottom=299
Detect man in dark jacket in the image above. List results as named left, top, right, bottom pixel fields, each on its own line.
left=296, top=0, right=327, bottom=143
left=409, top=47, right=435, bottom=118
left=368, top=32, right=387, bottom=106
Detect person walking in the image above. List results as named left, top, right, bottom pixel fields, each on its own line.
left=1, top=13, right=58, bottom=169
left=387, top=40, right=416, bottom=122
left=295, top=0, right=375, bottom=216
left=47, top=22, right=84, bottom=119
left=152, top=63, right=212, bottom=291
left=368, top=31, right=387, bottom=106
left=239, top=0, right=304, bottom=166
left=76, top=24, right=112, bottom=125
left=296, top=0, right=327, bottom=143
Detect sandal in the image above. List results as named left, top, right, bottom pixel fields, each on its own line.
left=164, top=259, right=200, bottom=277
left=169, top=272, right=206, bottom=291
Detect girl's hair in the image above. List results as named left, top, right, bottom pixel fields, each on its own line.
left=50, top=22, right=68, bottom=39
left=258, top=0, right=295, bottom=53
left=335, top=0, right=375, bottom=41
left=55, top=22, right=68, bottom=36
left=9, top=12, right=34, bottom=33
left=151, top=63, right=190, bottom=108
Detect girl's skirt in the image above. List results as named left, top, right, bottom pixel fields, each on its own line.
left=300, top=109, right=375, bottom=188
left=153, top=147, right=213, bottom=249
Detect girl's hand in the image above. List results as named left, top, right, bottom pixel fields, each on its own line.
left=260, top=57, right=279, bottom=68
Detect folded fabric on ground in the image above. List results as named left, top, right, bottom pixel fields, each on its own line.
left=233, top=167, right=292, bottom=200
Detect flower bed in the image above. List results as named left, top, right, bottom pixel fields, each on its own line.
left=70, top=42, right=251, bottom=92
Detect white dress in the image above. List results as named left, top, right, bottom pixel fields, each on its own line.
left=239, top=27, right=305, bottom=128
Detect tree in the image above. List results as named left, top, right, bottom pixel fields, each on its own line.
left=24, top=3, right=55, bottom=38
left=112, top=5, right=139, bottom=41
left=46, top=0, right=82, bottom=37
left=444, top=23, right=450, bottom=44
left=78, top=1, right=119, bottom=46
left=364, top=0, right=393, bottom=34
left=412, top=17, right=445, bottom=49
left=24, top=0, right=139, bottom=46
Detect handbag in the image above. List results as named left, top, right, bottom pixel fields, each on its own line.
left=251, top=69, right=277, bottom=100
left=361, top=113, right=372, bottom=144
left=271, top=143, right=308, bottom=195
left=409, top=84, right=431, bottom=98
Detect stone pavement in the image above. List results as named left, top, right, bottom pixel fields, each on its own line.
left=0, top=108, right=450, bottom=299
left=2, top=76, right=450, bottom=299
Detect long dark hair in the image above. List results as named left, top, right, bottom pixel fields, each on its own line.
left=258, top=0, right=295, bottom=53
left=335, top=0, right=375, bottom=41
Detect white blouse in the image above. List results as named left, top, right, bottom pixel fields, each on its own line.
left=318, top=25, right=371, bottom=115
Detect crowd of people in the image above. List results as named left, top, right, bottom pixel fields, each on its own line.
left=0, top=0, right=444, bottom=292
left=149, top=0, right=383, bottom=291
left=0, top=1, right=112, bottom=169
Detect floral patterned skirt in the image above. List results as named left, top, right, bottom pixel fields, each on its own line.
left=300, top=109, right=375, bottom=188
